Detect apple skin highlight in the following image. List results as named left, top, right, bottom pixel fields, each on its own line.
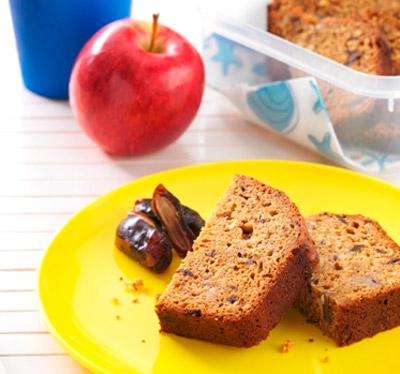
left=69, top=18, right=205, bottom=156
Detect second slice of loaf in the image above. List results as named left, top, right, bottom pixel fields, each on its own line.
left=155, top=174, right=317, bottom=347
left=296, top=212, right=400, bottom=346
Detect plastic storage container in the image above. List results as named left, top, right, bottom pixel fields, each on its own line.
left=200, top=5, right=400, bottom=175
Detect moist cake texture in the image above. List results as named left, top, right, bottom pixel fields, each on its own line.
left=155, top=174, right=317, bottom=347
left=295, top=212, right=400, bottom=346
left=278, top=13, right=391, bottom=76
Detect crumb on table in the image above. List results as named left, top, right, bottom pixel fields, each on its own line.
left=308, top=338, right=314, bottom=343
left=322, top=356, right=329, bottom=363
left=279, top=339, right=294, bottom=353
left=132, top=298, right=139, bottom=303
left=115, top=315, right=120, bottom=320
left=111, top=297, right=119, bottom=306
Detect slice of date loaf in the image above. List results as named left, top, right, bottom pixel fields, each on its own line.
left=268, top=0, right=397, bottom=75
left=155, top=174, right=317, bottom=348
left=295, top=212, right=400, bottom=346
left=273, top=11, right=392, bottom=75
left=268, top=0, right=400, bottom=29
left=271, top=11, right=392, bottom=124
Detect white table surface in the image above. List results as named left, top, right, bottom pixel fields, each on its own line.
left=1, top=1, right=400, bottom=373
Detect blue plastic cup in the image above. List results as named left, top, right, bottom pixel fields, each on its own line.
left=9, top=0, right=132, bottom=99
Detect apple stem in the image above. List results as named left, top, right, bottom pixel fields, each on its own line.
left=149, top=14, right=159, bottom=53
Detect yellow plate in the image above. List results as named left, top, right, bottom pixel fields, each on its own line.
left=37, top=160, right=400, bottom=374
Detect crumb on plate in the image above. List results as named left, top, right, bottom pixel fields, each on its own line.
left=279, top=339, right=294, bottom=353
left=125, top=278, right=145, bottom=293
left=132, top=277, right=144, bottom=289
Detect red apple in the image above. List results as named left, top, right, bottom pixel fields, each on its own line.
left=69, top=15, right=205, bottom=156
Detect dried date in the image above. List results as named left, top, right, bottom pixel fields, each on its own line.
left=116, top=184, right=205, bottom=272
left=115, top=212, right=172, bottom=273
left=151, top=184, right=196, bottom=257
left=133, top=197, right=205, bottom=237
